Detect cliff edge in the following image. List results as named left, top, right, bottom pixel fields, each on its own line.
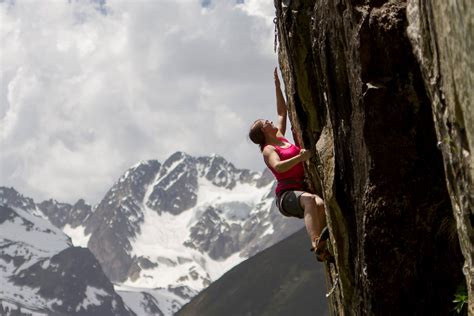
left=274, top=0, right=472, bottom=314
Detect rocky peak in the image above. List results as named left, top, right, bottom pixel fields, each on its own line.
left=37, top=199, right=73, bottom=228
left=38, top=198, right=93, bottom=229
left=0, top=186, right=93, bottom=231
left=84, top=160, right=161, bottom=282
left=88, top=159, right=161, bottom=223
left=145, top=152, right=263, bottom=216
left=146, top=152, right=198, bottom=215
left=68, top=199, right=92, bottom=228
left=0, top=187, right=36, bottom=212
left=116, top=160, right=162, bottom=200
left=198, top=154, right=264, bottom=189
left=197, top=154, right=238, bottom=189
left=160, top=151, right=192, bottom=172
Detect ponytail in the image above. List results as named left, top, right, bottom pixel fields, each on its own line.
left=248, top=119, right=266, bottom=152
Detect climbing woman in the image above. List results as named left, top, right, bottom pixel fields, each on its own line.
left=248, top=67, right=331, bottom=262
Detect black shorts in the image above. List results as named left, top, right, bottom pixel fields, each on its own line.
left=276, top=190, right=305, bottom=219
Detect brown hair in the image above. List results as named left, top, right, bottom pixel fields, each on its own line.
left=248, top=119, right=266, bottom=152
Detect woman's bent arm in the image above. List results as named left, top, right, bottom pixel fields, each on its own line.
left=263, top=146, right=311, bottom=173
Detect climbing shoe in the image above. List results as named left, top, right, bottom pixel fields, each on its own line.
left=310, top=226, right=334, bottom=263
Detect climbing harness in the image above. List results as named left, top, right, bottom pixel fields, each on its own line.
left=326, top=273, right=339, bottom=298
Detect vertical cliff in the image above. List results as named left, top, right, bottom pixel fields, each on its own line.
left=406, top=2, right=473, bottom=314
left=274, top=0, right=471, bottom=315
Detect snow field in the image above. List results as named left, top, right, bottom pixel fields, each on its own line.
left=62, top=224, right=91, bottom=247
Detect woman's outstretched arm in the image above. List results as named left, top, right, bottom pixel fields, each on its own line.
left=274, top=67, right=287, bottom=138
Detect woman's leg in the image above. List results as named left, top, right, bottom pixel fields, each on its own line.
left=299, top=193, right=327, bottom=249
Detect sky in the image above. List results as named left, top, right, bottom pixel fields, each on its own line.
left=0, top=0, right=283, bottom=204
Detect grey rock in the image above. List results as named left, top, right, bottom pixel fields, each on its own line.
left=85, top=160, right=161, bottom=282
left=185, top=206, right=239, bottom=260
left=37, top=198, right=93, bottom=230
left=168, top=285, right=197, bottom=301
left=147, top=152, right=198, bottom=215
left=275, top=0, right=465, bottom=314
left=68, top=199, right=92, bottom=228
left=137, top=256, right=159, bottom=270
left=407, top=1, right=474, bottom=312
left=156, top=257, right=177, bottom=267
left=37, top=199, right=73, bottom=228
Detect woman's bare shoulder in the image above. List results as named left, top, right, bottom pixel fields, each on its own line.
left=262, top=144, right=276, bottom=156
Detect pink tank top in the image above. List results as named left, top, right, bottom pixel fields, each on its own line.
left=265, top=137, right=305, bottom=196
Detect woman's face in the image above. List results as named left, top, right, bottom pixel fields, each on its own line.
left=261, top=119, right=278, bottom=135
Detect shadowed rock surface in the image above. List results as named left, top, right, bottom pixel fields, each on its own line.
left=406, top=1, right=473, bottom=312
left=274, top=0, right=468, bottom=314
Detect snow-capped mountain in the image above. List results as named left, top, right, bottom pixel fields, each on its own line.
left=0, top=152, right=304, bottom=315
left=0, top=191, right=132, bottom=315
left=84, top=159, right=161, bottom=283
left=82, top=152, right=303, bottom=314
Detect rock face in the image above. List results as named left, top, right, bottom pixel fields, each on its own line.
left=274, top=0, right=467, bottom=314
left=146, top=153, right=196, bottom=215
left=85, top=160, right=161, bottom=282
left=406, top=1, right=473, bottom=313
left=38, top=198, right=92, bottom=229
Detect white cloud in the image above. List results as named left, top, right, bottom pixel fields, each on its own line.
left=0, top=0, right=280, bottom=203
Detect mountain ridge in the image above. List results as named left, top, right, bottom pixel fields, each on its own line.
left=1, top=151, right=306, bottom=315
left=176, top=228, right=329, bottom=316
left=0, top=203, right=134, bottom=315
